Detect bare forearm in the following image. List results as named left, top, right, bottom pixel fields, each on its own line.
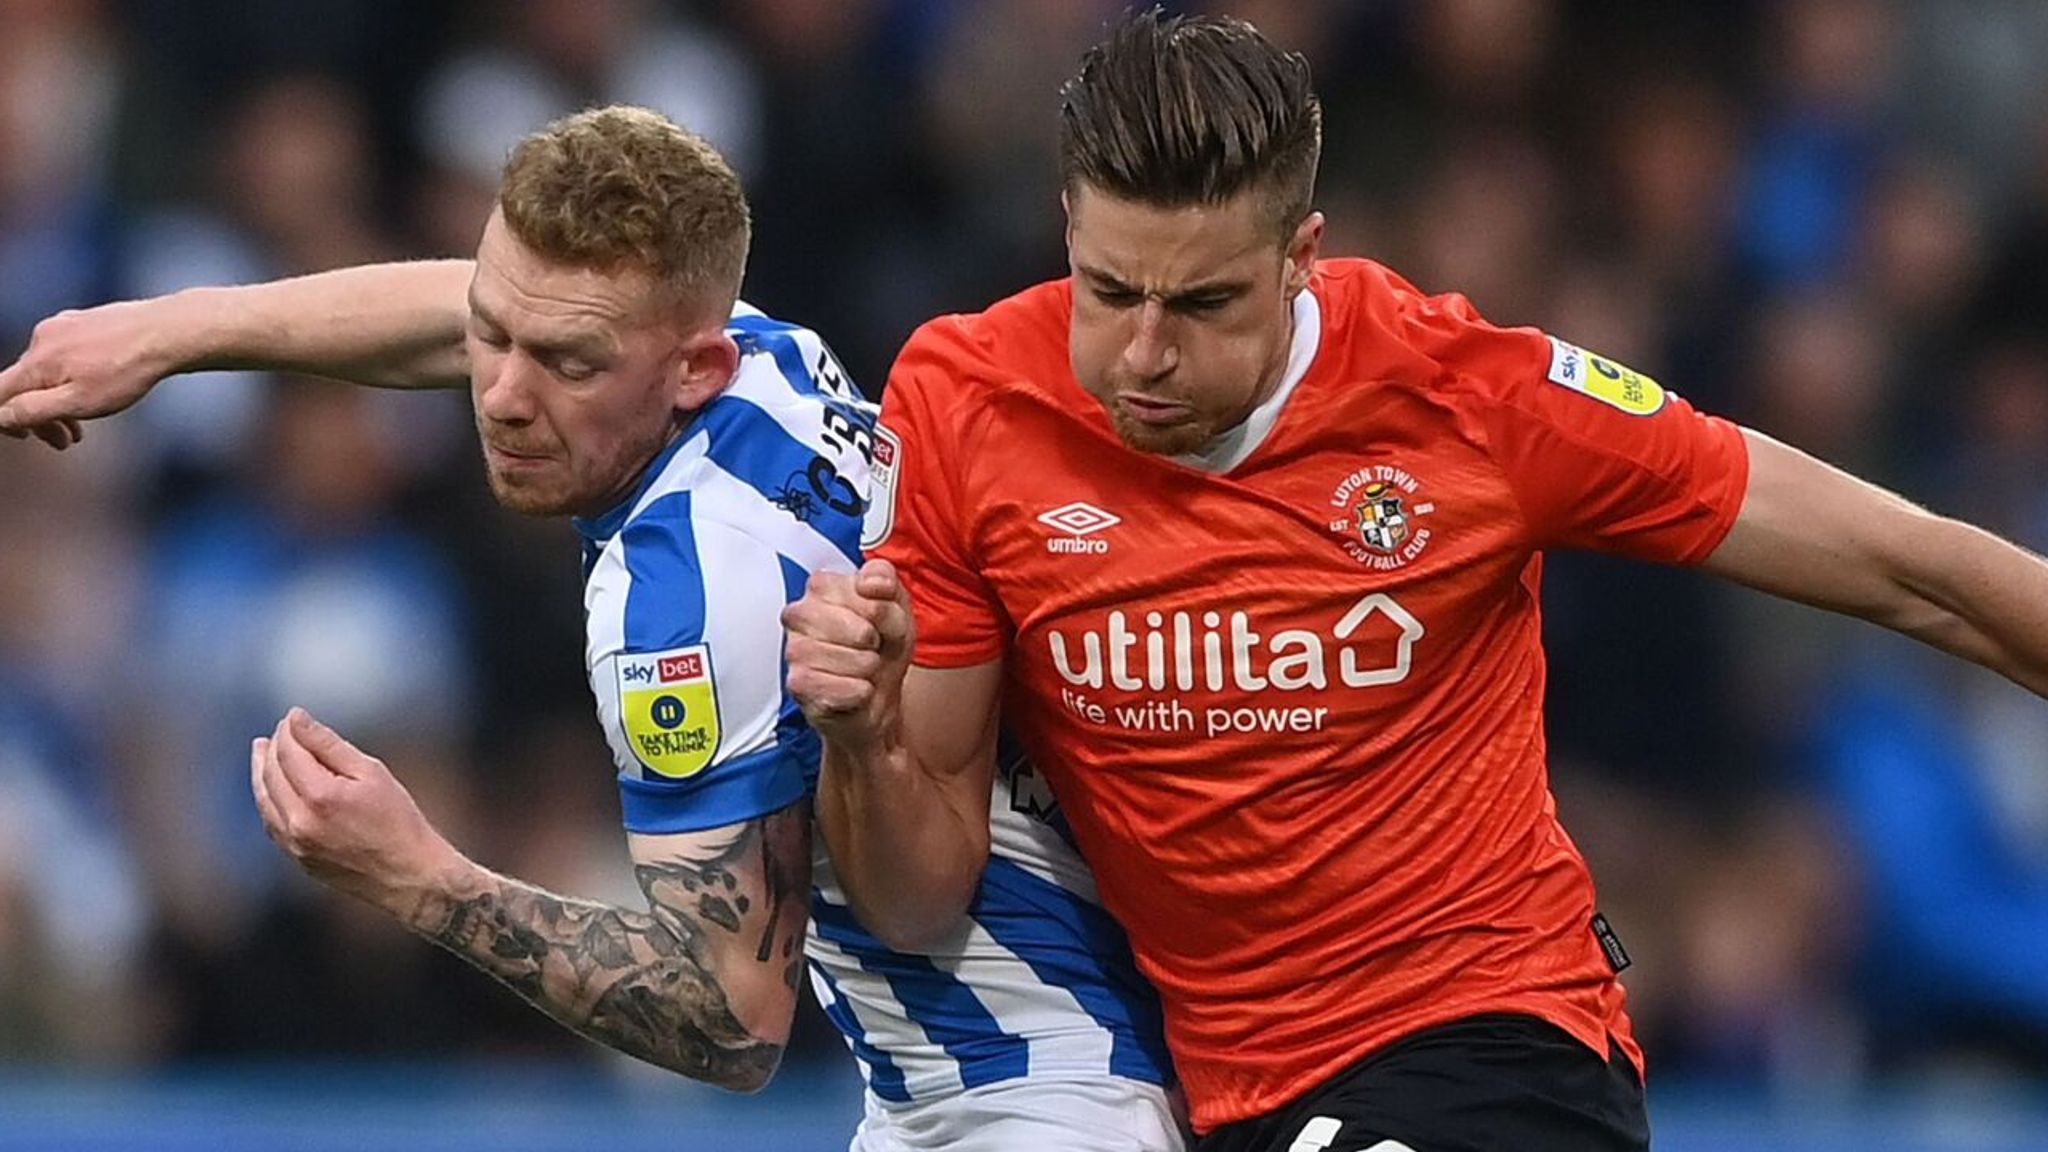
left=171, top=261, right=474, bottom=388
left=1888, top=515, right=2048, bottom=698
left=409, top=862, right=784, bottom=1090
left=815, top=740, right=987, bottom=951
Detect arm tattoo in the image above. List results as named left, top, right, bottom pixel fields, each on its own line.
left=414, top=804, right=810, bottom=1090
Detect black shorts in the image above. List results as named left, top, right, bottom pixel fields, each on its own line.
left=1192, top=1014, right=1649, bottom=1152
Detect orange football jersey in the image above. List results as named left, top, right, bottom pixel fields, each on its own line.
left=868, top=258, right=1749, bottom=1130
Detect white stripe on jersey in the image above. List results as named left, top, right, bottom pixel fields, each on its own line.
left=929, top=919, right=1119, bottom=1078
left=808, top=928, right=969, bottom=1102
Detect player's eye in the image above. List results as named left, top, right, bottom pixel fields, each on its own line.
left=1174, top=295, right=1233, bottom=316
left=1092, top=287, right=1142, bottom=309
left=554, top=359, right=600, bottom=382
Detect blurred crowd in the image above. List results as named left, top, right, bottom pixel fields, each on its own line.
left=4, top=0, right=2048, bottom=1100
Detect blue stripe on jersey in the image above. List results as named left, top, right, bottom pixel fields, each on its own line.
left=810, top=900, right=1032, bottom=1089
left=808, top=957, right=912, bottom=1103
left=616, top=744, right=807, bottom=833
left=694, top=395, right=864, bottom=566
left=778, top=555, right=824, bottom=794
left=975, top=857, right=1174, bottom=1085
left=610, top=491, right=804, bottom=830
left=728, top=314, right=821, bottom=399
left=619, top=492, right=706, bottom=651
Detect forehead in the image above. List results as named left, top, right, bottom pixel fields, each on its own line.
left=1066, top=183, right=1276, bottom=288
left=471, top=211, right=662, bottom=336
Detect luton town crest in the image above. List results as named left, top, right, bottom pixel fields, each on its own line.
left=1354, top=481, right=1410, bottom=553
left=1328, top=464, right=1436, bottom=570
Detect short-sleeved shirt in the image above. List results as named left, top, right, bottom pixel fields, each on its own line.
left=868, top=259, right=1750, bottom=1130
left=575, top=304, right=1172, bottom=1120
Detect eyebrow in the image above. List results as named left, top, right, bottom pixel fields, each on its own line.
left=467, top=291, right=618, bottom=358
left=1075, top=263, right=1251, bottom=305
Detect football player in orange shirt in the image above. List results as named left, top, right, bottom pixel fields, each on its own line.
left=782, top=10, right=2048, bottom=1152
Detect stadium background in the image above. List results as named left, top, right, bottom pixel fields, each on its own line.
left=4, top=0, right=2048, bottom=1148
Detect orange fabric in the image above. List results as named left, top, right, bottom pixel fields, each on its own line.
left=871, top=259, right=1749, bottom=1131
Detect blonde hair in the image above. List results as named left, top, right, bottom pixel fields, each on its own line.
left=499, top=105, right=751, bottom=316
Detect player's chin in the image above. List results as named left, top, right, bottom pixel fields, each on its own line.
left=1110, top=412, right=1211, bottom=457
left=484, top=466, right=576, bottom=518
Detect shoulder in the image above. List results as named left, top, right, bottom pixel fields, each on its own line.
left=1314, top=258, right=1552, bottom=407
left=892, top=279, right=1071, bottom=400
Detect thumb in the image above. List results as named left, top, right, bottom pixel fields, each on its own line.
left=855, top=558, right=901, bottom=603
left=0, top=384, right=78, bottom=430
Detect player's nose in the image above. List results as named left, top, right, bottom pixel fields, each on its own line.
left=1121, top=300, right=1178, bottom=380
left=477, top=351, right=541, bottom=424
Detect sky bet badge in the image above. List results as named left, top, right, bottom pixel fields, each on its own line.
left=617, top=645, right=720, bottom=778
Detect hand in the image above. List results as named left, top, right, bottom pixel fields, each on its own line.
left=783, top=559, right=916, bottom=755
left=250, top=708, right=470, bottom=925
left=0, top=299, right=190, bottom=449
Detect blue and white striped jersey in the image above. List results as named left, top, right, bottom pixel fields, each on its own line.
left=573, top=303, right=1172, bottom=1111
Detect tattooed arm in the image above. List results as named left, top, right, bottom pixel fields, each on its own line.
left=415, top=807, right=812, bottom=1090
left=251, top=709, right=812, bottom=1092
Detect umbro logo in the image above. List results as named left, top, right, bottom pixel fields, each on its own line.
left=1037, top=501, right=1120, bottom=554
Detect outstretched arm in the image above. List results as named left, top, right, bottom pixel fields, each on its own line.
left=1702, top=428, right=2048, bottom=698
left=0, top=260, right=477, bottom=446
left=785, top=560, right=1001, bottom=951
left=253, top=708, right=808, bottom=1091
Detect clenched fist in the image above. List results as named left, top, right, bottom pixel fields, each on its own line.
left=783, top=559, right=916, bottom=755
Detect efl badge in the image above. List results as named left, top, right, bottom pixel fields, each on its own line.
left=860, top=424, right=903, bottom=549
left=1329, top=464, right=1435, bottom=570
left=616, top=645, right=720, bottom=778
left=1546, top=336, right=1667, bottom=416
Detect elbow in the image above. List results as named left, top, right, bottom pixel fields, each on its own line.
left=857, top=864, right=985, bottom=954
left=714, top=1052, right=783, bottom=1095
left=868, top=914, right=954, bottom=955
left=658, top=1035, right=786, bottom=1094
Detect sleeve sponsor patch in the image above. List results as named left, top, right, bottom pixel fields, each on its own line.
left=859, top=424, right=902, bottom=549
left=1546, top=336, right=1667, bottom=416
left=615, top=644, right=720, bottom=778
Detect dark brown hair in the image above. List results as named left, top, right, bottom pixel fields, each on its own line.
left=499, top=105, right=751, bottom=316
left=1058, top=9, right=1322, bottom=241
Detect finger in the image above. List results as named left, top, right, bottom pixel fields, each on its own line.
left=0, top=383, right=80, bottom=429
left=872, top=598, right=914, bottom=662
left=258, top=734, right=308, bottom=848
left=0, top=358, right=29, bottom=408
left=783, top=600, right=883, bottom=651
left=270, top=711, right=331, bottom=805
left=288, top=708, right=370, bottom=781
left=30, top=422, right=75, bottom=451
left=787, top=666, right=878, bottom=718
left=786, top=633, right=886, bottom=681
left=251, top=737, right=287, bottom=837
left=803, top=569, right=865, bottom=607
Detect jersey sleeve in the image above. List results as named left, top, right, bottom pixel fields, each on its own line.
left=1426, top=296, right=1750, bottom=564
left=592, top=500, right=809, bottom=834
left=866, top=317, right=1009, bottom=667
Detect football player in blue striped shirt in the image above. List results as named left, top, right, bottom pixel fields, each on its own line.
left=0, top=106, right=1178, bottom=1150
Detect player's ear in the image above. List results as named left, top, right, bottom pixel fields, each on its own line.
left=1285, top=211, right=1324, bottom=297
left=671, top=327, right=740, bottom=414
